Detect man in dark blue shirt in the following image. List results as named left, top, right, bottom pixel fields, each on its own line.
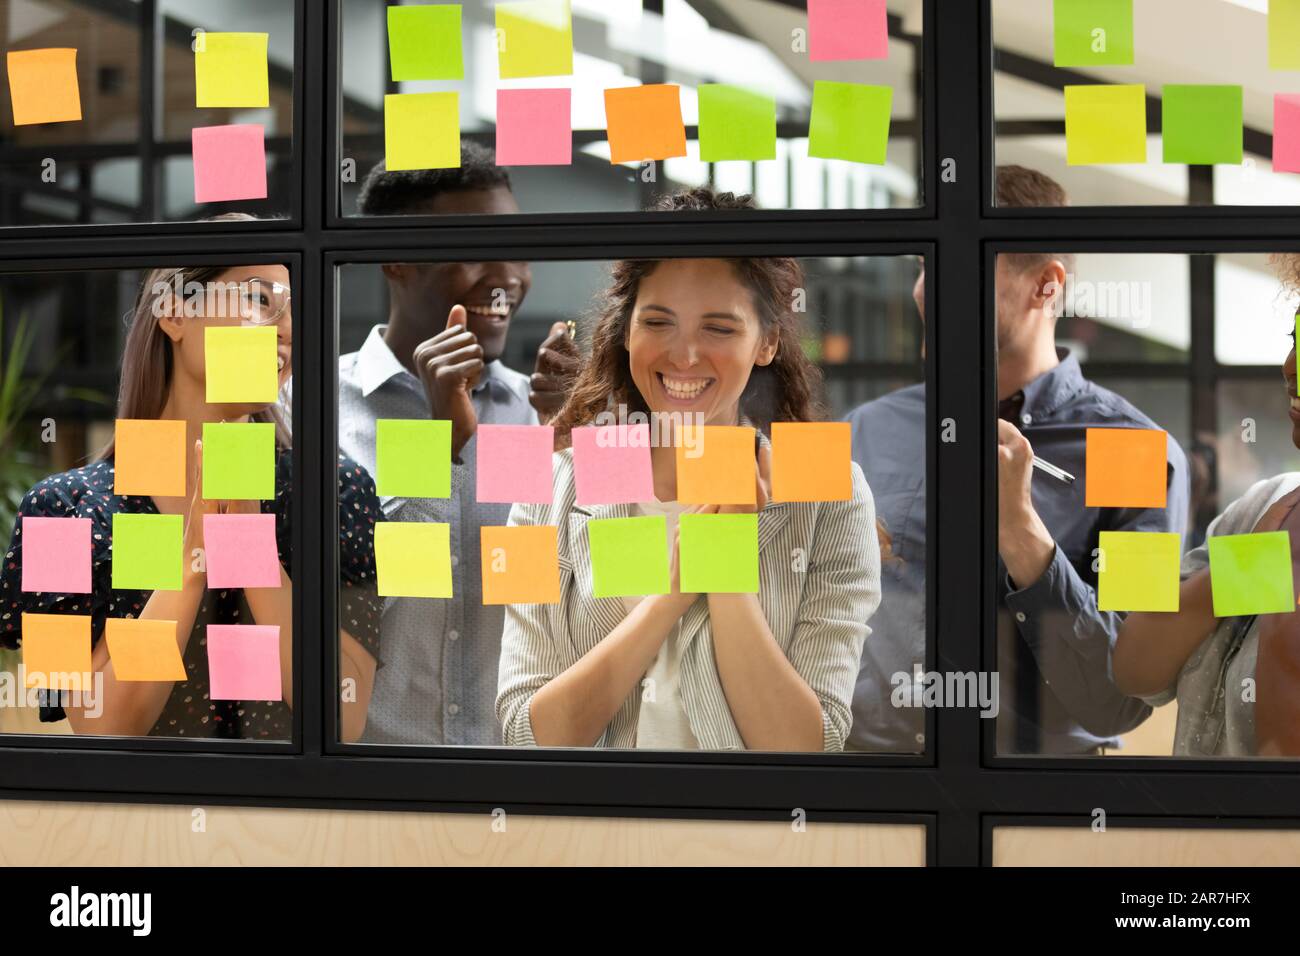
left=846, top=166, right=1190, bottom=755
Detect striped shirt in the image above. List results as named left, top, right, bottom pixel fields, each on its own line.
left=496, top=447, right=882, bottom=751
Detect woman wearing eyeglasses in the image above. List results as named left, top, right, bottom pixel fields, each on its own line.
left=1113, top=258, right=1300, bottom=757
left=0, top=259, right=383, bottom=741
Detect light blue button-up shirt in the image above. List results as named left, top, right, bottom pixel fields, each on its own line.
left=338, top=325, right=538, bottom=745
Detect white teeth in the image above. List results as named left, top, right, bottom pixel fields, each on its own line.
left=1291, top=396, right=1300, bottom=411
left=277, top=355, right=286, bottom=371
left=662, top=376, right=711, bottom=400
left=466, top=305, right=510, bottom=317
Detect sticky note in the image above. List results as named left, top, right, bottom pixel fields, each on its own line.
left=202, top=422, right=276, bottom=500
left=496, top=88, right=572, bottom=166
left=207, top=624, right=282, bottom=700
left=1270, top=0, right=1300, bottom=71
left=771, top=422, right=852, bottom=502
left=1053, top=0, right=1133, bottom=67
left=808, top=81, right=892, bottom=165
left=384, top=91, right=460, bottom=172
left=698, top=85, right=776, bottom=162
left=115, top=419, right=188, bottom=497
left=1085, top=428, right=1167, bottom=508
left=603, top=85, right=687, bottom=165
left=105, top=619, right=186, bottom=682
left=192, top=124, right=268, bottom=203
left=111, top=513, right=183, bottom=592
left=387, top=4, right=463, bottom=81
left=476, top=424, right=554, bottom=504
left=1208, top=532, right=1295, bottom=617
left=204, top=513, right=281, bottom=589
left=1162, top=85, right=1242, bottom=166
left=1097, top=531, right=1181, bottom=612
left=194, top=32, right=269, bottom=108
left=676, top=425, right=756, bottom=506
left=205, top=326, right=279, bottom=404
left=1064, top=85, right=1147, bottom=165
left=375, top=522, right=452, bottom=598
left=21, top=613, right=92, bottom=691
left=1273, top=95, right=1300, bottom=174
left=808, top=0, right=888, bottom=62
left=481, top=525, right=561, bottom=605
left=496, top=0, right=573, bottom=79
left=680, top=513, right=759, bottom=594
left=571, top=424, right=654, bottom=506
left=6, top=48, right=80, bottom=125
left=587, top=516, right=669, bottom=598
left=376, top=419, right=451, bottom=499
left=21, top=517, right=92, bottom=594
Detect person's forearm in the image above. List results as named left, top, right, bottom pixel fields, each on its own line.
left=1113, top=569, right=1217, bottom=697
left=708, top=593, right=824, bottom=751
left=529, top=594, right=690, bottom=747
left=243, top=564, right=293, bottom=709
left=999, top=506, right=1056, bottom=590
left=68, top=576, right=206, bottom=736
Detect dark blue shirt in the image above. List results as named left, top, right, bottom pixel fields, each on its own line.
left=845, top=351, right=1191, bottom=754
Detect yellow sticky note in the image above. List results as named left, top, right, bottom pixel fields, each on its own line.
left=481, top=525, right=561, bottom=605
left=1064, top=84, right=1147, bottom=165
left=114, top=419, right=188, bottom=497
left=384, top=92, right=460, bottom=172
left=376, top=522, right=452, bottom=598
left=194, top=32, right=269, bottom=108
left=105, top=619, right=187, bottom=682
left=1097, top=531, right=1181, bottom=612
left=22, top=613, right=92, bottom=691
left=1271, top=0, right=1300, bottom=71
left=676, top=425, right=756, bottom=505
left=771, top=422, right=852, bottom=502
left=497, top=0, right=573, bottom=79
left=205, top=326, right=279, bottom=404
left=7, top=48, right=81, bottom=125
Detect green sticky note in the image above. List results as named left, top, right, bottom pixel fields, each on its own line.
left=1271, top=0, right=1300, bottom=71
left=1064, top=84, right=1147, bottom=165
left=808, top=81, right=892, bottom=165
left=384, top=92, right=460, bottom=172
left=202, top=422, right=275, bottom=500
left=376, top=419, right=451, bottom=498
left=112, top=513, right=183, bottom=591
left=387, top=4, right=463, bottom=81
left=679, top=512, right=759, bottom=594
left=1053, top=0, right=1133, bottom=67
left=375, top=521, right=452, bottom=598
left=205, top=326, right=279, bottom=404
left=698, top=84, right=776, bottom=162
left=587, top=516, right=669, bottom=598
left=194, top=32, right=269, bottom=108
left=1097, top=531, right=1181, bottom=612
left=1207, top=531, right=1295, bottom=617
left=497, top=0, right=573, bottom=79
left=1161, top=85, right=1242, bottom=165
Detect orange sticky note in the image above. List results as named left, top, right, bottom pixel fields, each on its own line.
left=1085, top=428, right=1168, bottom=508
left=114, top=419, right=187, bottom=497
left=21, top=613, right=92, bottom=691
left=480, top=525, right=561, bottom=605
left=104, top=618, right=186, bottom=682
left=7, top=48, right=81, bottom=126
left=603, top=84, right=687, bottom=164
left=676, top=425, right=756, bottom=505
left=771, top=422, right=852, bottom=502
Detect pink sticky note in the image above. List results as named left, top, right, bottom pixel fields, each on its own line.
left=476, top=424, right=555, bottom=504
left=1275, top=95, right=1300, bottom=174
left=496, top=88, right=572, bottom=166
left=808, top=0, right=888, bottom=62
left=207, top=624, right=281, bottom=701
left=192, top=124, right=268, bottom=203
left=203, top=513, right=281, bottom=589
left=571, top=424, right=655, bottom=506
left=21, top=517, right=92, bottom=594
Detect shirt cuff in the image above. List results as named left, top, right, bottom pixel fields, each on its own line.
left=1002, top=542, right=1070, bottom=641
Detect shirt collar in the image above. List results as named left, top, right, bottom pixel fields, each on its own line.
left=1016, top=347, right=1087, bottom=421
left=356, top=324, right=506, bottom=399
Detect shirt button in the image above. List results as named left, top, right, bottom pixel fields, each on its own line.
left=1015, top=612, right=1026, bottom=623
left=448, top=703, right=460, bottom=716
left=448, top=630, right=460, bottom=642
left=1020, top=413, right=1032, bottom=426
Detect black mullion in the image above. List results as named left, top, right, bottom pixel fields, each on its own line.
left=138, top=0, right=159, bottom=223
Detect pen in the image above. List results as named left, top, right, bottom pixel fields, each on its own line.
left=1032, top=456, right=1076, bottom=484
left=566, top=320, right=576, bottom=340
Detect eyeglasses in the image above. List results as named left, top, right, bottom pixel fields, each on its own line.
left=236, top=278, right=292, bottom=326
